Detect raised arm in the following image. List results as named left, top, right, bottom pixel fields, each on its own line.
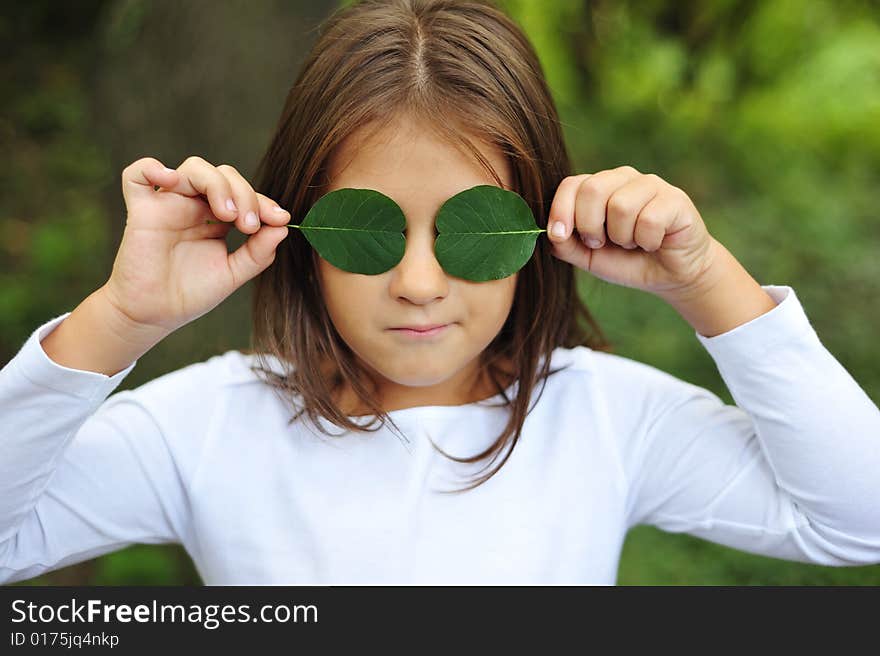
left=0, top=155, right=289, bottom=584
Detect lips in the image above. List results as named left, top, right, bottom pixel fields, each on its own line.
left=390, top=323, right=449, bottom=332
left=387, top=323, right=453, bottom=339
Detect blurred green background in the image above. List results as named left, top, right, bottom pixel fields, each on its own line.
left=3, top=0, right=878, bottom=585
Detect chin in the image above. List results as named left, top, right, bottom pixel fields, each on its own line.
left=368, top=355, right=455, bottom=387
left=346, top=343, right=431, bottom=377
left=378, top=366, right=453, bottom=388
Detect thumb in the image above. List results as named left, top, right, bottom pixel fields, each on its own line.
left=227, top=225, right=289, bottom=287
left=547, top=220, right=650, bottom=287
left=546, top=219, right=594, bottom=271
left=547, top=219, right=588, bottom=268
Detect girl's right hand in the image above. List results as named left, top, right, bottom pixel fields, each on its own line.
left=102, top=156, right=291, bottom=335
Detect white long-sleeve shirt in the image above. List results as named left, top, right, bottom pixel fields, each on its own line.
left=1, top=284, right=879, bottom=585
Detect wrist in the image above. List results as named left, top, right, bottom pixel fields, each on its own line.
left=657, top=237, right=728, bottom=306
left=94, top=284, right=172, bottom=349
left=39, top=288, right=168, bottom=377
left=97, top=282, right=173, bottom=341
left=656, top=241, right=777, bottom=338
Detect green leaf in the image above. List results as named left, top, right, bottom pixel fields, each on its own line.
left=434, top=185, right=544, bottom=281
left=295, top=188, right=406, bottom=275
left=289, top=185, right=545, bottom=281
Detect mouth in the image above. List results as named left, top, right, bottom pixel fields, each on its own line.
left=387, top=323, right=452, bottom=338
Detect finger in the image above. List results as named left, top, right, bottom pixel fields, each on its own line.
left=209, top=193, right=290, bottom=230
left=605, top=174, right=659, bottom=250
left=633, top=193, right=673, bottom=253
left=257, top=193, right=292, bottom=227
left=217, top=164, right=259, bottom=234
left=574, top=166, right=642, bottom=249
left=167, top=156, right=241, bottom=225
left=216, top=164, right=285, bottom=235
left=121, top=157, right=179, bottom=206
left=546, top=174, right=597, bottom=268
left=547, top=174, right=591, bottom=243
left=227, top=224, right=289, bottom=288
left=173, top=197, right=233, bottom=241
left=547, top=226, right=648, bottom=283
left=583, top=240, right=652, bottom=288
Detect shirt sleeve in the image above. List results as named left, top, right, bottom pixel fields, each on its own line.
left=624, top=285, right=880, bottom=566
left=0, top=312, right=196, bottom=584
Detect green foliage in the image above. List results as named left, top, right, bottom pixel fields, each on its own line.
left=90, top=545, right=200, bottom=586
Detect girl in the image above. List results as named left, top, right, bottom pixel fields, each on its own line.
left=1, top=0, right=879, bottom=585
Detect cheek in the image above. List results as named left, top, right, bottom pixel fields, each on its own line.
left=317, top=261, right=382, bottom=333
left=462, top=275, right=517, bottom=331
left=495, top=277, right=518, bottom=320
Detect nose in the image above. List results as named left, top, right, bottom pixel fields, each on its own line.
left=387, top=227, right=449, bottom=303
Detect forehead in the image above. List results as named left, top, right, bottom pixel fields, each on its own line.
left=326, top=115, right=513, bottom=199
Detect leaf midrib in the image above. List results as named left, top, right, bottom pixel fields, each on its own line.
left=297, top=225, right=544, bottom=235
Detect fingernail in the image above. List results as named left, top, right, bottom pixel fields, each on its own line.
left=588, top=238, right=603, bottom=249
left=551, top=221, right=566, bottom=238
left=245, top=211, right=259, bottom=227
left=163, top=166, right=175, bottom=173
left=226, top=198, right=238, bottom=212
left=274, top=205, right=288, bottom=213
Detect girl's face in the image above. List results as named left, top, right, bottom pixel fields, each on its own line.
left=315, top=113, right=518, bottom=413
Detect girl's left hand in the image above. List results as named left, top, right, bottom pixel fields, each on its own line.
left=546, top=165, right=719, bottom=297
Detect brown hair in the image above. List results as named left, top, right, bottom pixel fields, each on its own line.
left=245, top=0, right=613, bottom=492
